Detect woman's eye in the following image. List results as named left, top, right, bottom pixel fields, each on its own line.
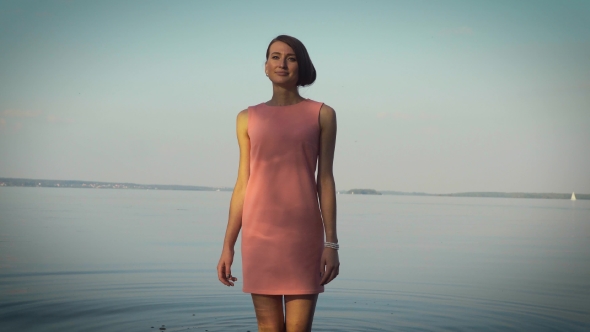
left=289, top=57, right=297, bottom=61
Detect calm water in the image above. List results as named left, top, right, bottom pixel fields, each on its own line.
left=0, top=187, right=589, bottom=331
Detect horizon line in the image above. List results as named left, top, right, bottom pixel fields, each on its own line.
left=0, top=176, right=586, bottom=196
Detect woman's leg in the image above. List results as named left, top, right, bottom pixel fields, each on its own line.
left=284, top=294, right=318, bottom=332
left=251, top=294, right=285, bottom=332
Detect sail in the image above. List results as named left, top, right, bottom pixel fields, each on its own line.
left=571, top=192, right=576, bottom=201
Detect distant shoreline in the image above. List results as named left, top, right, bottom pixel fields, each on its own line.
left=0, top=177, right=587, bottom=200
left=0, top=177, right=232, bottom=192
left=381, top=190, right=588, bottom=200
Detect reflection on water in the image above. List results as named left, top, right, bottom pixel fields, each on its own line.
left=0, top=187, right=589, bottom=331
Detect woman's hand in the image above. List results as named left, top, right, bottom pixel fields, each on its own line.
left=217, top=248, right=238, bottom=286
left=319, top=247, right=340, bottom=286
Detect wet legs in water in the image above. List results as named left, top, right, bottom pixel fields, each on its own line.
left=251, top=294, right=318, bottom=332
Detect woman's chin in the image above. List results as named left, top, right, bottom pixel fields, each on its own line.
left=271, top=78, right=297, bottom=87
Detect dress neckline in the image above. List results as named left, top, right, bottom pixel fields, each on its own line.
left=263, top=98, right=309, bottom=108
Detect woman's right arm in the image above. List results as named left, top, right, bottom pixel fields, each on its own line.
left=217, top=108, right=250, bottom=287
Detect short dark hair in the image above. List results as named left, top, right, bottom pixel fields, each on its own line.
left=265, top=35, right=316, bottom=87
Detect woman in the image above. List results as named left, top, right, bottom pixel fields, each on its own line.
left=217, top=34, right=339, bottom=332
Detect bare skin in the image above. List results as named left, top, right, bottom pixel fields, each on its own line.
left=252, top=294, right=318, bottom=332
left=217, top=40, right=339, bottom=331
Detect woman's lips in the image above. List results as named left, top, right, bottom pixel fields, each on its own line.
left=276, top=72, right=288, bottom=76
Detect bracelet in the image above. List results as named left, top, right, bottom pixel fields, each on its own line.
left=324, top=242, right=339, bottom=250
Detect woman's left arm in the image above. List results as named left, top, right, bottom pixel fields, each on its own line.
left=317, top=104, right=340, bottom=286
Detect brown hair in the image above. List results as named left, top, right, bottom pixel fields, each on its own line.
left=265, top=35, right=316, bottom=87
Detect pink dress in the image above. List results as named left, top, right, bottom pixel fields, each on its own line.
left=241, top=98, right=325, bottom=295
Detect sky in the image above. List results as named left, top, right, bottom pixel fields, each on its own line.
left=0, top=0, right=589, bottom=194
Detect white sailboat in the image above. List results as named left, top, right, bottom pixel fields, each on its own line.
left=571, top=192, right=576, bottom=201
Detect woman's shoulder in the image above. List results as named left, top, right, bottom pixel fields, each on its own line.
left=318, top=102, right=336, bottom=130
left=240, top=102, right=267, bottom=114
left=305, top=98, right=334, bottom=111
left=236, top=102, right=266, bottom=121
left=317, top=101, right=335, bottom=118
left=237, top=102, right=262, bottom=115
left=252, top=100, right=270, bottom=107
left=320, top=103, right=335, bottom=112
left=303, top=98, right=333, bottom=115
left=236, top=107, right=251, bottom=125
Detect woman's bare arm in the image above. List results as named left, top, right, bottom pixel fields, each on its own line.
left=217, top=108, right=250, bottom=286
left=316, top=104, right=339, bottom=285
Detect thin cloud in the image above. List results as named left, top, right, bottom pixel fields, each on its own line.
left=392, top=112, right=414, bottom=120
left=417, top=125, right=441, bottom=137
left=46, top=114, right=74, bottom=124
left=376, top=112, right=414, bottom=120
left=419, top=113, right=441, bottom=120
left=2, top=109, right=41, bottom=118
left=376, top=112, right=441, bottom=121
left=157, top=142, right=192, bottom=157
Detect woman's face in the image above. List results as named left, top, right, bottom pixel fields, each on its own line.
left=265, top=41, right=299, bottom=87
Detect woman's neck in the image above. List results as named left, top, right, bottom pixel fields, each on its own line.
left=267, top=85, right=304, bottom=106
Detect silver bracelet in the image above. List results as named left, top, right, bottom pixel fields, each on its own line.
left=324, top=241, right=339, bottom=250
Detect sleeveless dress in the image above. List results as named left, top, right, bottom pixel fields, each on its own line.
left=241, top=98, right=325, bottom=295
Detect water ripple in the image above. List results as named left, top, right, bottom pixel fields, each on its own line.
left=1, top=269, right=588, bottom=331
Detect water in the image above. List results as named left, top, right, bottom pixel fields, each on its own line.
left=1, top=187, right=589, bottom=331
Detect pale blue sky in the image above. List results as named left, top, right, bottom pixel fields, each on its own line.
left=1, top=0, right=589, bottom=193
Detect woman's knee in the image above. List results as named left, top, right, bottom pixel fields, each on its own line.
left=284, top=294, right=318, bottom=332
left=252, top=294, right=285, bottom=332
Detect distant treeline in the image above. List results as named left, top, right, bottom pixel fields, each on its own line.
left=0, top=177, right=232, bottom=192
left=380, top=190, right=430, bottom=196
left=347, top=188, right=588, bottom=200
left=437, top=192, right=589, bottom=200
left=1, top=178, right=587, bottom=200
left=345, top=189, right=382, bottom=195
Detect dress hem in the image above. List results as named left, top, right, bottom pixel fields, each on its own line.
left=242, top=288, right=325, bottom=295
